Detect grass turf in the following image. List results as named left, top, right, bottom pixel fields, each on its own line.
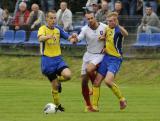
left=0, top=56, right=160, bottom=121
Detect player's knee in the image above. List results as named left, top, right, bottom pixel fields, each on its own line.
left=86, top=67, right=94, bottom=74
left=93, top=79, right=100, bottom=87
left=105, top=80, right=112, bottom=87
left=63, top=73, right=72, bottom=81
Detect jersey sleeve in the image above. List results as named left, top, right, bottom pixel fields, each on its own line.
left=55, top=25, right=70, bottom=40
left=78, top=27, right=86, bottom=41
left=38, top=26, right=45, bottom=38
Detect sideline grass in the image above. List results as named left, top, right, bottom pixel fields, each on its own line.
left=0, top=56, right=160, bottom=121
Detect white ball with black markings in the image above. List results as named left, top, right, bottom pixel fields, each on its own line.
left=44, top=103, right=56, bottom=114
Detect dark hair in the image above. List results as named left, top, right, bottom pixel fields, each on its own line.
left=46, top=10, right=56, bottom=17
left=115, top=0, right=122, bottom=4
left=145, top=2, right=152, bottom=8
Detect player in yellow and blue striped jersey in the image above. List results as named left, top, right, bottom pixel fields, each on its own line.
left=92, top=12, right=128, bottom=111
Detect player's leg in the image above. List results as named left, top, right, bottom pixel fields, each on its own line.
left=60, top=68, right=72, bottom=81
left=56, top=58, right=71, bottom=93
left=86, top=63, right=97, bottom=95
left=50, top=76, right=65, bottom=112
left=41, top=56, right=64, bottom=111
left=92, top=73, right=104, bottom=110
left=56, top=67, right=71, bottom=93
left=57, top=57, right=71, bottom=81
left=81, top=74, right=98, bottom=112
left=104, top=71, right=127, bottom=110
left=81, top=59, right=97, bottom=112
left=105, top=56, right=127, bottom=110
left=86, top=63, right=97, bottom=84
left=86, top=54, right=104, bottom=96
left=86, top=54, right=104, bottom=84
left=51, top=78, right=60, bottom=106
left=81, top=74, right=91, bottom=111
left=92, top=55, right=107, bottom=111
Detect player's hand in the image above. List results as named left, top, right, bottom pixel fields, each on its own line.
left=72, top=33, right=78, bottom=38
left=69, top=33, right=78, bottom=44
left=46, top=35, right=53, bottom=40
left=70, top=38, right=77, bottom=44
left=98, top=35, right=105, bottom=41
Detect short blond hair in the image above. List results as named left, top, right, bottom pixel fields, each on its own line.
left=107, top=12, right=118, bottom=18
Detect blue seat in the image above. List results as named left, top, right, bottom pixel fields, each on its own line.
left=60, top=38, right=72, bottom=45
left=0, top=30, right=14, bottom=44
left=29, top=31, right=38, bottom=42
left=25, top=31, right=39, bottom=46
left=149, top=33, right=160, bottom=47
left=133, top=33, right=150, bottom=47
left=13, top=30, right=26, bottom=44
left=77, top=39, right=86, bottom=46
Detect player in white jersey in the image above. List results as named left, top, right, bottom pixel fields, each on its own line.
left=71, top=11, right=106, bottom=112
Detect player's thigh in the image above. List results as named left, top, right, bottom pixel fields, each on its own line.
left=87, top=54, right=104, bottom=73
left=41, top=56, right=57, bottom=75
left=107, top=57, right=122, bottom=76
left=86, top=63, right=97, bottom=73
left=104, top=71, right=115, bottom=86
left=57, top=57, right=71, bottom=79
left=97, top=57, right=108, bottom=77
left=81, top=60, right=89, bottom=75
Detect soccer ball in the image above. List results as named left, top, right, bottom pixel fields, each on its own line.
left=44, top=103, right=56, bottom=114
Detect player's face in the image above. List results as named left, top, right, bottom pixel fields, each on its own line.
left=46, top=13, right=56, bottom=26
left=86, top=13, right=96, bottom=27
left=107, top=16, right=117, bottom=28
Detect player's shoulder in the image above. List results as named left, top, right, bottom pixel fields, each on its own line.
left=39, top=25, right=46, bottom=29
left=99, top=22, right=107, bottom=28
left=82, top=24, right=91, bottom=31
left=105, top=24, right=109, bottom=30
left=54, top=27, right=60, bottom=32
left=55, top=25, right=63, bottom=33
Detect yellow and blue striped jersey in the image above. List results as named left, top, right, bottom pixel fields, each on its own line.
left=105, top=25, right=124, bottom=57
left=38, top=25, right=69, bottom=57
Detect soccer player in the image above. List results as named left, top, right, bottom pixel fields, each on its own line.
left=92, top=12, right=128, bottom=111
left=38, top=10, right=75, bottom=112
left=72, top=11, right=106, bottom=112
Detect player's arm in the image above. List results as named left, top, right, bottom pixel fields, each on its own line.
left=118, top=25, right=128, bottom=37
left=38, top=35, right=53, bottom=42
left=55, top=25, right=76, bottom=43
left=115, top=17, right=128, bottom=37
left=76, top=27, right=85, bottom=42
left=67, top=27, right=86, bottom=44
left=38, top=26, right=53, bottom=42
left=55, top=25, right=70, bottom=40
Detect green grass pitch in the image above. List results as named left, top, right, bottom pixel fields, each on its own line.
left=0, top=56, right=160, bottom=121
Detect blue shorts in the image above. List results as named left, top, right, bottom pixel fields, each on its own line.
left=41, top=55, right=68, bottom=81
left=98, top=54, right=122, bottom=77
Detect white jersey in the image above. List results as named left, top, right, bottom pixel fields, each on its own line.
left=78, top=22, right=106, bottom=54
